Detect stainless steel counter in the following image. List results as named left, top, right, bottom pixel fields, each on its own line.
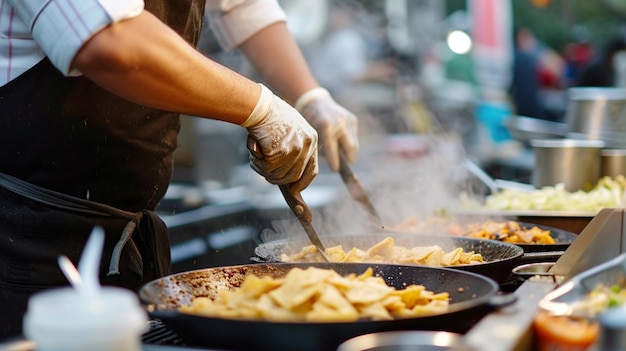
left=464, top=279, right=557, bottom=351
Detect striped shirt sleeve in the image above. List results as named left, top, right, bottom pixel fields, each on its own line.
left=9, top=0, right=143, bottom=76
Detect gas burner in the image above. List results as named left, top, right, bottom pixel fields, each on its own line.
left=143, top=319, right=185, bottom=346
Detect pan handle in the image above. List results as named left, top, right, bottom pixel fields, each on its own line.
left=521, top=251, right=565, bottom=262
left=486, top=293, right=518, bottom=310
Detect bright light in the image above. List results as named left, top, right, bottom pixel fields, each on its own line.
left=447, top=30, right=472, bottom=55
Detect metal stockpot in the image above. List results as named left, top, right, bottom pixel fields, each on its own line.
left=565, top=87, right=626, bottom=148
left=601, top=149, right=626, bottom=178
left=531, top=139, right=605, bottom=192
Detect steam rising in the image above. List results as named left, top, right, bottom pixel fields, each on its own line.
left=260, top=134, right=499, bottom=248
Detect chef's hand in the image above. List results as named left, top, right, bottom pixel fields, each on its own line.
left=242, top=84, right=319, bottom=193
left=295, top=88, right=358, bottom=172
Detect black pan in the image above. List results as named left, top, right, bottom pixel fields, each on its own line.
left=253, top=233, right=524, bottom=284
left=506, top=222, right=577, bottom=253
left=139, top=262, right=507, bottom=351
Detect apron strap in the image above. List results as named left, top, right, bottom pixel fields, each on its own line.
left=0, top=172, right=143, bottom=276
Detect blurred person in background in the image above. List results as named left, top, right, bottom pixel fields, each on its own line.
left=308, top=1, right=369, bottom=98
left=509, top=27, right=566, bottom=122
left=563, top=25, right=594, bottom=87
left=307, top=1, right=397, bottom=104
left=576, top=35, right=626, bottom=87
left=509, top=27, right=548, bottom=120
left=0, top=0, right=359, bottom=339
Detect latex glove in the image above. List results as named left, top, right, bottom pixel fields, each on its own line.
left=295, top=87, right=359, bottom=172
left=242, top=84, right=319, bottom=193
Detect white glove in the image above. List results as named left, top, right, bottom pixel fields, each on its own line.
left=295, top=87, right=359, bottom=172
left=242, top=84, right=319, bottom=193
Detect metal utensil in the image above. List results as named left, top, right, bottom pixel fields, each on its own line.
left=279, top=185, right=330, bottom=262
left=247, top=136, right=329, bottom=261
left=463, top=159, right=534, bottom=194
left=338, top=150, right=383, bottom=228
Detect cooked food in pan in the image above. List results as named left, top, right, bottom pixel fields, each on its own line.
left=278, top=236, right=483, bottom=266
left=463, top=220, right=555, bottom=244
left=179, top=266, right=449, bottom=323
left=391, top=217, right=557, bottom=245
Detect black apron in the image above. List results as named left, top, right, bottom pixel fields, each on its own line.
left=0, top=0, right=205, bottom=339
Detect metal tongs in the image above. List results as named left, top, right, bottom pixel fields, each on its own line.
left=279, top=184, right=331, bottom=262
left=338, top=150, right=383, bottom=228
left=248, top=137, right=330, bottom=261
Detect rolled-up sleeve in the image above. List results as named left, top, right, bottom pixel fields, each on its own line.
left=9, top=0, right=144, bottom=76
left=205, top=0, right=286, bottom=51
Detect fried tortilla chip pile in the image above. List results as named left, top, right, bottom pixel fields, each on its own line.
left=280, top=236, right=483, bottom=266
left=180, top=267, right=449, bottom=322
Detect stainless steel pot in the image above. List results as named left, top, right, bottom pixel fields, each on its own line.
left=565, top=87, right=626, bottom=148
left=530, top=138, right=605, bottom=191
left=601, top=149, right=626, bottom=178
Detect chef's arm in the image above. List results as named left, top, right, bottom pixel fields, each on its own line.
left=71, top=11, right=258, bottom=125
left=238, top=21, right=360, bottom=171
left=71, top=10, right=318, bottom=191
left=238, top=22, right=320, bottom=105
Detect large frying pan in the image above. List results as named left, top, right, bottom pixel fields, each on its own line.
left=139, top=262, right=507, bottom=351
left=253, top=233, right=524, bottom=284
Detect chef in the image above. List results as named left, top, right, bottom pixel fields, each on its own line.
left=0, top=0, right=359, bottom=338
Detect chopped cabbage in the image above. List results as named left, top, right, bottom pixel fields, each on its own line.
left=467, top=176, right=626, bottom=212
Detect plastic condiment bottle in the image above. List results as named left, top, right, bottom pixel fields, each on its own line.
left=23, top=286, right=147, bottom=351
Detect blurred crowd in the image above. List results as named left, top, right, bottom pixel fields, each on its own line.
left=510, top=25, right=626, bottom=123
left=182, top=0, right=626, bottom=184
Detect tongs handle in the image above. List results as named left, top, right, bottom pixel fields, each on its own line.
left=247, top=136, right=330, bottom=261
left=278, top=185, right=330, bottom=262
left=338, top=150, right=383, bottom=228
left=278, top=185, right=312, bottom=223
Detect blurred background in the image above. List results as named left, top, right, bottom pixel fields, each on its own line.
left=161, top=0, right=626, bottom=272
left=178, top=0, right=626, bottom=185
